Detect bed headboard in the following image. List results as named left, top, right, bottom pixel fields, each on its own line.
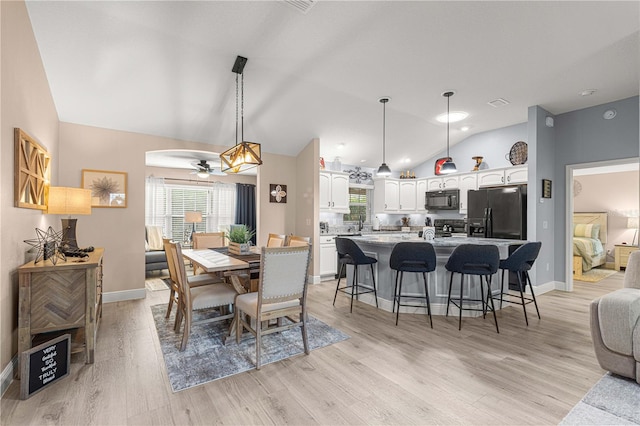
left=573, top=212, right=608, bottom=244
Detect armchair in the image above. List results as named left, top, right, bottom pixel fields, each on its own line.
left=590, top=250, right=640, bottom=383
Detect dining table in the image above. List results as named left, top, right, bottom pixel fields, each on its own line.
left=181, top=246, right=262, bottom=292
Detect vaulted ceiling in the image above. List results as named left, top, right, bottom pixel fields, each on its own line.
left=25, top=1, right=639, bottom=171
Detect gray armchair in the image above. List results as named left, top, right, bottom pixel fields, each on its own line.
left=590, top=250, right=640, bottom=383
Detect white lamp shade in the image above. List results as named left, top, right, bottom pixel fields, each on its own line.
left=627, top=217, right=639, bottom=229
left=184, top=211, right=203, bottom=223
left=47, top=187, right=92, bottom=215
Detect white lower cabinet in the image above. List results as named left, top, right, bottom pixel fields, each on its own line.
left=319, top=236, right=337, bottom=279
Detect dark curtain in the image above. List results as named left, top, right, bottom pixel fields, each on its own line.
left=235, top=183, right=257, bottom=244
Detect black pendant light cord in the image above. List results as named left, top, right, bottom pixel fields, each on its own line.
left=241, top=72, right=244, bottom=143
left=235, top=73, right=239, bottom=147
left=446, top=93, right=450, bottom=158
left=382, top=100, right=386, bottom=163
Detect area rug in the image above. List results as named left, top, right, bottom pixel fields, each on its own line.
left=150, top=304, right=349, bottom=392
left=575, top=268, right=618, bottom=283
left=560, top=373, right=640, bottom=425
left=145, top=278, right=171, bottom=291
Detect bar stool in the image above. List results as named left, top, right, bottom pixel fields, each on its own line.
left=390, top=242, right=436, bottom=328
left=333, top=237, right=378, bottom=313
left=445, top=244, right=500, bottom=333
left=494, top=242, right=542, bottom=326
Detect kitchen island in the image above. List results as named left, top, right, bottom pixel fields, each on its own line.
left=337, top=234, right=526, bottom=316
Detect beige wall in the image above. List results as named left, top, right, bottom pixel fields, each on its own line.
left=295, top=139, right=320, bottom=278
left=574, top=170, right=640, bottom=255
left=0, top=1, right=60, bottom=373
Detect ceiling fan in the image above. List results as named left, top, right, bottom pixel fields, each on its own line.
left=190, top=160, right=224, bottom=178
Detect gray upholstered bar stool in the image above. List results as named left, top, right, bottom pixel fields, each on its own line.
left=390, top=242, right=436, bottom=328
left=333, top=237, right=378, bottom=313
left=445, top=244, right=500, bottom=333
left=494, top=242, right=542, bottom=326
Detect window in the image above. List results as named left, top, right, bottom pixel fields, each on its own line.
left=145, top=178, right=236, bottom=241
left=343, top=187, right=371, bottom=223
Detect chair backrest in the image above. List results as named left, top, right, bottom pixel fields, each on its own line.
left=286, top=235, right=312, bottom=247
left=167, top=241, right=192, bottom=308
left=163, top=238, right=179, bottom=287
left=445, top=244, right=499, bottom=275
left=501, top=242, right=542, bottom=272
left=258, top=245, right=311, bottom=307
left=267, top=233, right=287, bottom=247
left=623, top=250, right=640, bottom=290
left=335, top=237, right=369, bottom=264
left=390, top=242, right=436, bottom=272
left=193, top=232, right=225, bottom=249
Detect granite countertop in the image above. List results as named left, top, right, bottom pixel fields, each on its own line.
left=349, top=234, right=526, bottom=247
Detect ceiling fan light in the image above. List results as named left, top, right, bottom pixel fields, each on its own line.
left=196, top=170, right=210, bottom=179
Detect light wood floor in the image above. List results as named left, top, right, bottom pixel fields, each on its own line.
left=1, top=271, right=625, bottom=425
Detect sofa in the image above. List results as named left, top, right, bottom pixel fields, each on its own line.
left=145, top=225, right=167, bottom=273
left=590, top=250, right=640, bottom=383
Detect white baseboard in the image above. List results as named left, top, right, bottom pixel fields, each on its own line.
left=103, top=288, right=146, bottom=303
left=310, top=275, right=322, bottom=284
left=1, top=355, right=18, bottom=398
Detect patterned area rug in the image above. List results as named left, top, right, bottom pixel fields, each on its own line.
left=560, top=373, right=640, bottom=425
left=575, top=268, right=618, bottom=283
left=145, top=278, right=171, bottom=291
left=151, top=304, right=349, bottom=392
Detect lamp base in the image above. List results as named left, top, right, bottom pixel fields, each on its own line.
left=61, top=218, right=79, bottom=250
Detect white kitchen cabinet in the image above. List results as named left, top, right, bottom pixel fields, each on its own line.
left=319, top=236, right=337, bottom=279
left=319, top=171, right=350, bottom=213
left=399, top=180, right=417, bottom=211
left=427, top=176, right=459, bottom=191
left=477, top=165, right=528, bottom=187
left=416, top=179, right=428, bottom=211
left=457, top=173, right=478, bottom=214
left=374, top=178, right=400, bottom=212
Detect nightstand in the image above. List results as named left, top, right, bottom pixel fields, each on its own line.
left=614, top=244, right=639, bottom=271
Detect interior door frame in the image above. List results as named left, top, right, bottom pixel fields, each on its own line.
left=565, top=157, right=640, bottom=291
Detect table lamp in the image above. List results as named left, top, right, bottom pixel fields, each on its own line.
left=46, top=187, right=92, bottom=250
left=627, top=216, right=639, bottom=246
left=184, top=211, right=202, bottom=243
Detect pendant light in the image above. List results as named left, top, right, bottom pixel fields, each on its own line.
left=440, top=91, right=457, bottom=174
left=220, top=56, right=263, bottom=174
left=376, top=97, right=392, bottom=176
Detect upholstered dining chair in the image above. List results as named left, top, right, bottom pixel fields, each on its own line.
left=266, top=233, right=287, bottom=247
left=163, top=238, right=223, bottom=320
left=234, top=245, right=312, bottom=369
left=167, top=241, right=238, bottom=351
left=192, top=232, right=226, bottom=275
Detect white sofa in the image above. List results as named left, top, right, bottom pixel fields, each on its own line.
left=590, top=250, right=640, bottom=383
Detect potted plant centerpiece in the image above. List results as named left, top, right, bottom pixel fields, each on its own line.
left=226, top=225, right=256, bottom=255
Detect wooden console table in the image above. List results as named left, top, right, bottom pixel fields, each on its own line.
left=17, top=249, right=103, bottom=378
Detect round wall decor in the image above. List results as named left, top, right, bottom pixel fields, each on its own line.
left=508, top=141, right=528, bottom=165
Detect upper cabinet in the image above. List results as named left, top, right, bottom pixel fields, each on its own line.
left=457, top=173, right=478, bottom=214
left=320, top=171, right=350, bottom=213
left=427, top=176, right=459, bottom=191
left=477, top=165, right=528, bottom=187
left=398, top=180, right=417, bottom=211
left=373, top=178, right=400, bottom=212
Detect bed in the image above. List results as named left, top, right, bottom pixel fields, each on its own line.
left=573, top=212, right=607, bottom=278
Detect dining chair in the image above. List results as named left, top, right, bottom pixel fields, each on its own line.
left=168, top=241, right=239, bottom=351
left=192, top=232, right=226, bottom=275
left=267, top=233, right=287, bottom=247
left=234, top=245, right=312, bottom=369
left=286, top=235, right=312, bottom=247
left=163, top=238, right=224, bottom=320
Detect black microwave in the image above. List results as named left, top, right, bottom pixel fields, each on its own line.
left=425, top=189, right=459, bottom=210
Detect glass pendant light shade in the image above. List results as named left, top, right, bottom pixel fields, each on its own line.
left=377, top=97, right=392, bottom=176
left=441, top=91, right=458, bottom=174
left=221, top=56, right=262, bottom=174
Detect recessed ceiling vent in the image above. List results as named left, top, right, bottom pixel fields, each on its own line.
left=282, top=0, right=317, bottom=14
left=488, top=98, right=510, bottom=108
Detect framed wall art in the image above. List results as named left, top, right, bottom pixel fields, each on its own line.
left=542, top=179, right=552, bottom=198
left=14, top=128, right=51, bottom=210
left=269, top=184, right=287, bottom=203
left=82, top=169, right=127, bottom=208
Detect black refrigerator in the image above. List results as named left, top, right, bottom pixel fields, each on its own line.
left=467, top=186, right=527, bottom=240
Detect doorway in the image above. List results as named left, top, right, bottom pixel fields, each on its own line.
left=565, top=158, right=639, bottom=291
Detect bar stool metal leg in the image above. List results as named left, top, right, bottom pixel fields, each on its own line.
left=446, top=272, right=454, bottom=317
left=370, top=264, right=378, bottom=308
left=458, top=273, right=465, bottom=331
left=423, top=271, right=433, bottom=328
left=526, top=271, right=541, bottom=319
left=333, top=263, right=346, bottom=306
left=517, top=271, right=529, bottom=325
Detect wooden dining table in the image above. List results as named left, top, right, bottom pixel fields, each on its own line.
left=181, top=246, right=261, bottom=292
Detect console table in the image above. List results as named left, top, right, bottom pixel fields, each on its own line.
left=17, top=249, right=103, bottom=378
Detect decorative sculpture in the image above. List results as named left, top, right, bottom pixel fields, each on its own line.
left=23, top=226, right=66, bottom=264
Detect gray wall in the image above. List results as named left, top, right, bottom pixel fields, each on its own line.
left=553, top=96, right=639, bottom=281
left=414, top=122, right=527, bottom=177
